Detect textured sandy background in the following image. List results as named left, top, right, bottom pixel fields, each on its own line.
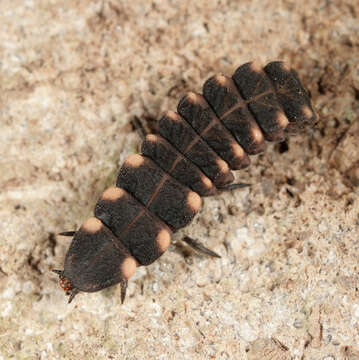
left=1, top=0, right=359, bottom=359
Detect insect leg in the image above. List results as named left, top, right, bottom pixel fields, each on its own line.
left=131, top=115, right=158, bottom=140
left=182, top=236, right=221, bottom=258
left=120, top=279, right=128, bottom=304
left=58, top=231, right=76, bottom=237
left=68, top=288, right=79, bottom=304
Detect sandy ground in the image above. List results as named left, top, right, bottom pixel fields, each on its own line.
left=1, top=0, right=359, bottom=359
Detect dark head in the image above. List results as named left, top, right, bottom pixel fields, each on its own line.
left=52, top=269, right=79, bottom=303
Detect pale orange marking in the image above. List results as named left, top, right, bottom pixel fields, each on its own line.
left=216, top=158, right=230, bottom=174
left=146, top=134, right=157, bottom=142
left=121, top=257, right=137, bottom=280
left=280, top=62, right=291, bottom=72
left=125, top=154, right=145, bottom=168
left=302, top=105, right=313, bottom=119
left=82, top=217, right=102, bottom=233
left=215, top=74, right=228, bottom=86
left=166, top=110, right=181, bottom=121
left=276, top=112, right=289, bottom=128
left=156, top=228, right=171, bottom=253
left=201, top=175, right=213, bottom=189
left=251, top=127, right=264, bottom=143
left=231, top=142, right=244, bottom=158
left=250, top=60, right=262, bottom=73
left=187, top=191, right=202, bottom=212
left=187, top=92, right=198, bottom=103
left=101, top=187, right=125, bottom=201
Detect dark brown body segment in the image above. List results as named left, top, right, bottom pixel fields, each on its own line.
left=158, top=111, right=234, bottom=186
left=141, top=134, right=216, bottom=196
left=116, top=154, right=162, bottom=205
left=64, top=218, right=134, bottom=292
left=177, top=92, right=249, bottom=170
left=120, top=211, right=171, bottom=265
left=116, top=154, right=201, bottom=230
left=263, top=61, right=316, bottom=132
left=95, top=187, right=144, bottom=238
left=232, top=62, right=289, bottom=141
left=94, top=187, right=171, bottom=265
left=203, top=75, right=266, bottom=154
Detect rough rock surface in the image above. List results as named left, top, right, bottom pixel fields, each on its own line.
left=1, top=0, right=358, bottom=359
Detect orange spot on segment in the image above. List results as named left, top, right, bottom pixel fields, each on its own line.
left=187, top=92, right=198, bottom=103
left=125, top=154, right=145, bottom=168
left=101, top=187, right=125, bottom=201
left=231, top=142, right=244, bottom=158
left=302, top=105, right=313, bottom=119
left=146, top=134, right=157, bottom=142
left=251, top=126, right=264, bottom=143
left=82, top=217, right=103, bottom=233
left=121, top=257, right=137, bottom=280
left=276, top=112, right=289, bottom=128
left=166, top=110, right=181, bottom=121
left=280, top=62, right=291, bottom=72
left=187, top=191, right=202, bottom=213
left=250, top=60, right=262, bottom=73
left=215, top=74, right=228, bottom=86
left=201, top=175, right=213, bottom=189
left=156, top=228, right=171, bottom=253
left=216, top=158, right=230, bottom=174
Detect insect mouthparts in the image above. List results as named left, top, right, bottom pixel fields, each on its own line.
left=52, top=269, right=79, bottom=303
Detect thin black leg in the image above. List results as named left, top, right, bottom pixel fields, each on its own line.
left=120, top=279, right=128, bottom=304
left=130, top=115, right=158, bottom=140
left=131, top=116, right=147, bottom=139
left=68, top=288, right=79, bottom=304
left=58, top=231, right=76, bottom=237
left=182, top=236, right=221, bottom=258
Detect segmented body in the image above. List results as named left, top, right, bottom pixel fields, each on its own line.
left=54, top=61, right=316, bottom=302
